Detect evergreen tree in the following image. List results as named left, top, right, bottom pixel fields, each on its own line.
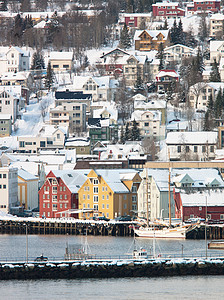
left=203, top=111, right=211, bottom=131
left=45, top=62, right=54, bottom=91
left=184, top=27, right=197, bottom=48
left=120, top=126, right=125, bottom=144
left=119, top=23, right=131, bottom=49
left=207, top=94, right=214, bottom=112
left=162, top=19, right=168, bottom=30
left=135, top=75, right=144, bottom=92
left=214, top=88, right=222, bottom=118
left=125, top=123, right=130, bottom=141
left=136, top=0, right=144, bottom=12
left=170, top=19, right=178, bottom=44
left=126, top=0, right=135, bottom=12
left=31, top=52, right=45, bottom=70
left=176, top=19, right=184, bottom=44
left=20, top=0, right=31, bottom=12
left=47, top=11, right=60, bottom=44
left=83, top=55, right=89, bottom=69
left=198, top=13, right=208, bottom=43
left=157, top=42, right=165, bottom=70
left=209, top=59, right=221, bottom=82
left=0, top=0, right=8, bottom=11
left=131, top=119, right=141, bottom=141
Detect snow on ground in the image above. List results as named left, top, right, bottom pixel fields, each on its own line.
left=13, top=92, right=55, bottom=136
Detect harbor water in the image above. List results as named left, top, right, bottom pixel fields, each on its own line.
left=0, top=234, right=224, bottom=299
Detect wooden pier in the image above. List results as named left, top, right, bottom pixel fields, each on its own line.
left=0, top=219, right=224, bottom=239
left=0, top=219, right=134, bottom=236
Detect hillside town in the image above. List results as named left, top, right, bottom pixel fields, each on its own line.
left=1, top=0, right=224, bottom=225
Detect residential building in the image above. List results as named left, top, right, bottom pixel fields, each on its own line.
left=0, top=166, right=18, bottom=213
left=88, top=119, right=118, bottom=144
left=0, top=88, right=19, bottom=123
left=188, top=82, right=224, bottom=110
left=65, top=138, right=90, bottom=155
left=210, top=13, right=224, bottom=37
left=155, top=69, right=179, bottom=92
left=96, top=48, right=151, bottom=86
left=152, top=2, right=185, bottom=19
left=187, top=0, right=220, bottom=15
left=174, top=190, right=224, bottom=221
left=78, top=169, right=141, bottom=219
left=0, top=46, right=30, bottom=75
left=134, top=30, right=171, bottom=51
left=55, top=90, right=92, bottom=116
left=134, top=99, right=167, bottom=125
left=18, top=168, right=39, bottom=210
left=48, top=51, right=73, bottom=72
left=39, top=170, right=88, bottom=218
left=131, top=110, right=165, bottom=141
left=17, top=125, right=68, bottom=153
left=73, top=75, right=119, bottom=101
left=166, top=131, right=218, bottom=161
left=138, top=168, right=175, bottom=220
left=163, top=44, right=195, bottom=64
left=0, top=114, right=12, bottom=137
left=124, top=13, right=151, bottom=28
left=210, top=40, right=224, bottom=63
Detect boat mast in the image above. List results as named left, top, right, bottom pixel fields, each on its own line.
left=168, top=150, right=171, bottom=228
left=146, top=168, right=149, bottom=228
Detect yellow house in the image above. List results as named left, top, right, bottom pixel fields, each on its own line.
left=78, top=169, right=141, bottom=219
left=18, top=168, right=39, bottom=210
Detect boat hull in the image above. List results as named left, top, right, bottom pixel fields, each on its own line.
left=134, top=227, right=186, bottom=239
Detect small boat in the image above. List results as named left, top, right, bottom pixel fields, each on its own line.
left=133, top=247, right=148, bottom=259
left=208, top=241, right=224, bottom=249
left=134, top=225, right=187, bottom=239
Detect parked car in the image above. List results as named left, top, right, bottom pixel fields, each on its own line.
left=115, top=215, right=132, bottom=222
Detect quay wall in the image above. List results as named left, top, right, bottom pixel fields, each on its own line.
left=0, top=219, right=224, bottom=239
left=1, top=258, right=224, bottom=280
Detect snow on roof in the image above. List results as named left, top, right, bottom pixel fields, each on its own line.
left=131, top=110, right=161, bottom=121
left=34, top=20, right=48, bottom=29
left=210, top=13, right=224, bottom=20
left=166, top=131, right=218, bottom=145
left=207, top=82, right=224, bottom=91
left=38, top=125, right=68, bottom=137
left=93, top=104, right=118, bottom=121
left=134, top=99, right=166, bottom=110
left=210, top=40, right=224, bottom=52
left=152, top=2, right=179, bottom=6
left=180, top=190, right=224, bottom=207
left=18, top=168, right=37, bottom=181
left=1, top=71, right=30, bottom=81
left=0, top=85, right=21, bottom=97
left=134, top=30, right=170, bottom=41
left=156, top=70, right=179, bottom=78
left=49, top=51, right=73, bottom=61
left=51, top=169, right=89, bottom=193
left=166, top=121, right=188, bottom=131
left=0, top=114, right=11, bottom=120
left=10, top=161, right=42, bottom=177
left=65, top=140, right=90, bottom=147
left=164, top=44, right=194, bottom=52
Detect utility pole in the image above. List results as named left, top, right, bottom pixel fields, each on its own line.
left=205, top=196, right=207, bottom=259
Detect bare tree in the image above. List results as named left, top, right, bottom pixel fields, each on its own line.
left=142, top=136, right=158, bottom=161
left=39, top=99, right=49, bottom=122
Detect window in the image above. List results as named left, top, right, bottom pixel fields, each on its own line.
left=53, top=204, right=57, bottom=211
left=177, top=145, right=181, bottom=153
left=83, top=203, right=85, bottom=208
left=83, top=194, right=86, bottom=200
left=3, top=174, right=6, bottom=178
left=210, top=145, right=214, bottom=152
left=43, top=203, right=45, bottom=208
left=186, top=146, right=190, bottom=153
left=3, top=185, right=6, bottom=189
left=63, top=64, right=69, bottom=68
left=93, top=179, right=98, bottom=185
left=132, top=186, right=137, bottom=193
left=52, top=186, right=57, bottom=194
left=60, top=204, right=62, bottom=208
left=106, top=195, right=109, bottom=200
left=144, top=122, right=149, bottom=127
left=65, top=204, right=67, bottom=208
left=124, top=203, right=127, bottom=209
left=93, top=204, right=98, bottom=210
left=53, top=65, right=59, bottom=68
left=43, top=194, right=45, bottom=200
left=106, top=204, right=109, bottom=209
left=102, top=195, right=105, bottom=200
left=87, top=194, right=90, bottom=200
left=102, top=204, right=105, bottom=209
left=48, top=203, right=50, bottom=208
left=63, top=186, right=66, bottom=191
left=93, top=187, right=98, bottom=194
left=94, top=196, right=98, bottom=203
left=124, top=195, right=127, bottom=200
left=105, top=187, right=107, bottom=192
left=60, top=195, right=62, bottom=200
left=52, top=195, right=57, bottom=201
left=102, top=186, right=104, bottom=192
left=220, top=214, right=224, bottom=220
left=60, top=186, right=62, bottom=191
left=132, top=195, right=137, bottom=202
left=194, top=146, right=198, bottom=153
left=202, top=146, right=206, bottom=153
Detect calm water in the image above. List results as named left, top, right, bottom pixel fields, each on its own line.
left=0, top=234, right=224, bottom=299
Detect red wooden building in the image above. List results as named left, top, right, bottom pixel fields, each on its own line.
left=187, top=0, right=220, bottom=14
left=174, top=189, right=224, bottom=221
left=152, top=2, right=185, bottom=18
left=39, top=170, right=87, bottom=218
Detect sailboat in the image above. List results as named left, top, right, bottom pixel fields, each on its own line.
left=134, top=166, right=188, bottom=239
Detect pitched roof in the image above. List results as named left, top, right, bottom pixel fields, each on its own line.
left=166, top=131, right=218, bottom=145
left=18, top=168, right=37, bottom=181
left=134, top=30, right=170, bottom=41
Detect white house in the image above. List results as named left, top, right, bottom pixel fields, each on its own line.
left=0, top=166, right=18, bottom=213
left=0, top=46, right=29, bottom=75
left=164, top=44, right=195, bottom=64
left=166, top=131, right=218, bottom=161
